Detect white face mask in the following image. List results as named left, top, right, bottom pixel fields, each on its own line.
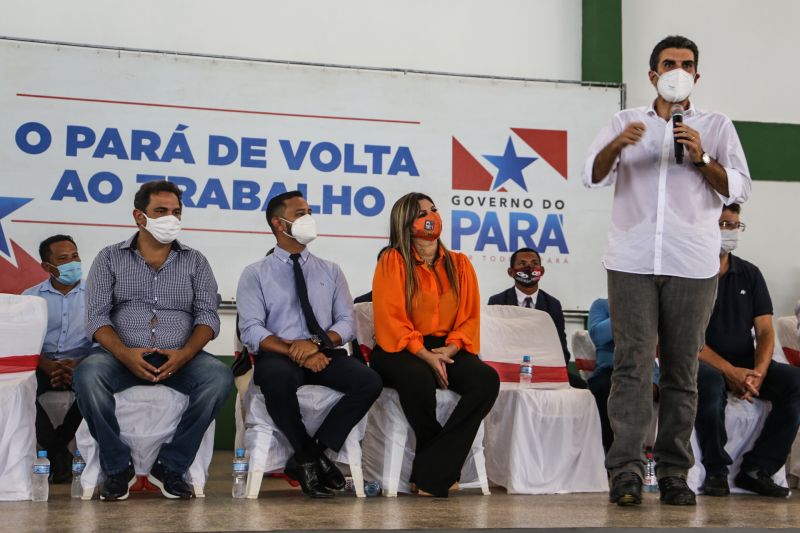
left=720, top=229, right=739, bottom=255
left=281, top=214, right=317, bottom=245
left=656, top=68, right=695, bottom=103
left=143, top=214, right=182, bottom=244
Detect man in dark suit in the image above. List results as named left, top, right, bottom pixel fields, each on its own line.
left=488, top=247, right=586, bottom=389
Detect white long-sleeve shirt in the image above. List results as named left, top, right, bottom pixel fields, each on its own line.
left=583, top=104, right=751, bottom=279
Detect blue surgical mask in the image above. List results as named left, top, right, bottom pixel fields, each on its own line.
left=51, top=261, right=82, bottom=285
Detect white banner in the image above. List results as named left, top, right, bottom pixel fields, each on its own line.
left=0, top=39, right=620, bottom=311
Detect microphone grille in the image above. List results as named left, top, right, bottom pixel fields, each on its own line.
left=671, top=103, right=684, bottom=116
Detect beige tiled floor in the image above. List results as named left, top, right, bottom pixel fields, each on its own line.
left=3, top=452, right=800, bottom=532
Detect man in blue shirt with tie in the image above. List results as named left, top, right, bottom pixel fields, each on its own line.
left=23, top=234, right=93, bottom=483
left=237, top=191, right=382, bottom=499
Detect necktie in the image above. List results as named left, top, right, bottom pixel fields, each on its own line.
left=523, top=297, right=533, bottom=308
left=290, top=253, right=333, bottom=349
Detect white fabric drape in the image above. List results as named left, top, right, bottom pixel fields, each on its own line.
left=75, top=385, right=215, bottom=498
left=0, top=294, right=47, bottom=501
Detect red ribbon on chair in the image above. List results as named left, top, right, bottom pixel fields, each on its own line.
left=784, top=347, right=800, bottom=367
left=0, top=355, right=40, bottom=374
left=484, top=361, right=568, bottom=383
left=574, top=359, right=596, bottom=371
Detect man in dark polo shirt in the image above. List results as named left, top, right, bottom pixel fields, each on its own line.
left=695, top=204, right=800, bottom=498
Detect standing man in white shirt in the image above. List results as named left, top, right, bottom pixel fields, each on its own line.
left=583, top=35, right=751, bottom=507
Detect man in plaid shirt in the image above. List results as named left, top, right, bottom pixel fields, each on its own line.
left=73, top=180, right=233, bottom=501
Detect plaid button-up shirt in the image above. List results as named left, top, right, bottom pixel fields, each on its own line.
left=85, top=233, right=220, bottom=350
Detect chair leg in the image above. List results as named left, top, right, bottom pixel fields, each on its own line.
left=246, top=470, right=264, bottom=499
left=473, top=451, right=491, bottom=495
left=384, top=424, right=406, bottom=497
left=193, top=484, right=205, bottom=498
left=350, top=463, right=365, bottom=498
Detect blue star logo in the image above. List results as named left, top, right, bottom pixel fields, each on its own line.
left=483, top=137, right=538, bottom=191
left=0, top=197, right=33, bottom=256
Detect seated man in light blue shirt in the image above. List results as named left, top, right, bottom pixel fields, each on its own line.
left=237, top=191, right=382, bottom=499
left=588, top=298, right=660, bottom=453
left=23, top=234, right=93, bottom=483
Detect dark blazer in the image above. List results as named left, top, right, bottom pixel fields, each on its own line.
left=488, top=286, right=571, bottom=365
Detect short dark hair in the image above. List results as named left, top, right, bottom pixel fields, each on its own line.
left=510, top=247, right=540, bottom=267
left=722, top=203, right=741, bottom=214
left=649, top=35, right=699, bottom=72
left=39, top=234, right=76, bottom=262
left=134, top=180, right=183, bottom=212
left=266, top=191, right=304, bottom=232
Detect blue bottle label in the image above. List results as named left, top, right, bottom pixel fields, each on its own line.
left=233, top=462, right=248, bottom=473
left=72, top=463, right=85, bottom=475
left=33, top=465, right=50, bottom=475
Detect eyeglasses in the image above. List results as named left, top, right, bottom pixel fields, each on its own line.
left=719, top=221, right=746, bottom=232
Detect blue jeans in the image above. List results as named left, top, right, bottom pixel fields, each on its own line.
left=73, top=349, right=233, bottom=475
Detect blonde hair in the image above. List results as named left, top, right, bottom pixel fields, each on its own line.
left=388, top=192, right=460, bottom=311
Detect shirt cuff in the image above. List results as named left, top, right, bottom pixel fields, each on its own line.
left=406, top=338, right=425, bottom=356
left=445, top=337, right=464, bottom=351
left=243, top=325, right=274, bottom=354
left=87, top=318, right=114, bottom=342
left=582, top=154, right=617, bottom=188
left=717, top=166, right=745, bottom=204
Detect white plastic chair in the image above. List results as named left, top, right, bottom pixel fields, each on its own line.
left=571, top=330, right=597, bottom=382
left=355, top=302, right=490, bottom=497
left=480, top=305, right=608, bottom=494
left=776, top=315, right=800, bottom=367
left=688, top=396, right=788, bottom=493
left=0, top=294, right=47, bottom=501
left=232, top=331, right=368, bottom=499
left=240, top=378, right=368, bottom=498
left=74, top=385, right=215, bottom=499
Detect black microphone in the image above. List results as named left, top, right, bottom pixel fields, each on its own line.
left=671, top=103, right=684, bottom=164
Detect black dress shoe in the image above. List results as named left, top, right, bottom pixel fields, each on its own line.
left=609, top=471, right=642, bottom=506
left=284, top=456, right=334, bottom=498
left=734, top=469, right=790, bottom=498
left=658, top=476, right=696, bottom=505
left=317, top=454, right=346, bottom=491
left=701, top=473, right=730, bottom=496
left=100, top=462, right=136, bottom=501
left=147, top=460, right=194, bottom=499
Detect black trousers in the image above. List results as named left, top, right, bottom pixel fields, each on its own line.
left=253, top=349, right=382, bottom=456
left=695, top=360, right=800, bottom=476
left=35, top=368, right=83, bottom=452
left=369, top=336, right=500, bottom=496
left=587, top=366, right=614, bottom=452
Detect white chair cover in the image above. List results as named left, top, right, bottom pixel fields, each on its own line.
left=361, top=388, right=490, bottom=496
left=0, top=294, right=47, bottom=501
left=242, top=379, right=368, bottom=498
left=484, top=384, right=608, bottom=494
left=479, top=305, right=606, bottom=494
left=75, top=385, right=215, bottom=499
left=776, top=315, right=800, bottom=367
left=354, top=302, right=490, bottom=496
left=688, top=394, right=787, bottom=493
left=479, top=304, right=569, bottom=389
left=571, top=330, right=597, bottom=381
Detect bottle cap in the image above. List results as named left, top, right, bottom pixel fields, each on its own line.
left=522, top=355, right=531, bottom=363
left=235, top=448, right=245, bottom=457
left=37, top=450, right=47, bottom=458
left=75, top=450, right=81, bottom=457
left=646, top=452, right=653, bottom=459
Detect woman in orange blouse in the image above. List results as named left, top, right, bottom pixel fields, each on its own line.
left=370, top=192, right=499, bottom=498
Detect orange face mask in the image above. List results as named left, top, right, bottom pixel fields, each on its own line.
left=412, top=211, right=442, bottom=241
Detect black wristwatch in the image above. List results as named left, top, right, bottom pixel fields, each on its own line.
left=309, top=335, right=324, bottom=348
left=693, top=152, right=711, bottom=168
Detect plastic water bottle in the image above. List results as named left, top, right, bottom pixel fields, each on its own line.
left=519, top=355, right=533, bottom=386
left=344, top=477, right=382, bottom=496
left=32, top=450, right=50, bottom=502
left=643, top=452, right=658, bottom=493
left=232, top=448, right=248, bottom=498
left=71, top=450, right=86, bottom=499
left=363, top=480, right=382, bottom=497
